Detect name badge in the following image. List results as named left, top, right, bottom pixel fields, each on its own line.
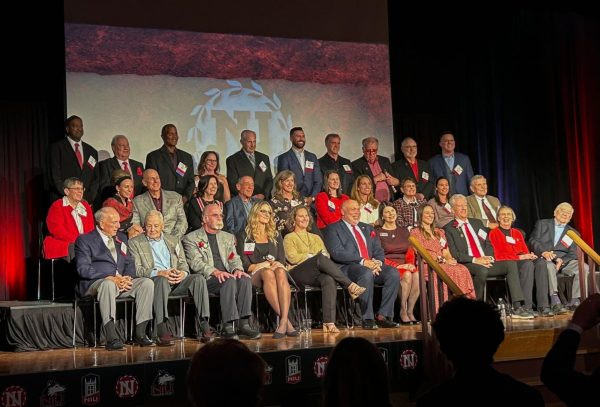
left=290, top=199, right=301, bottom=207
left=244, top=242, right=256, bottom=254
left=328, top=200, right=336, bottom=211
left=259, top=161, right=267, bottom=172
left=453, top=165, right=463, bottom=175
left=305, top=160, right=314, bottom=171
left=343, top=164, right=352, bottom=173
left=120, top=243, right=127, bottom=255
left=87, top=155, right=97, bottom=169
left=560, top=235, right=573, bottom=248
left=176, top=162, right=188, bottom=176
left=364, top=203, right=373, bottom=213
left=477, top=229, right=487, bottom=240
left=444, top=203, right=452, bottom=212
left=379, top=232, right=388, bottom=237
left=506, top=236, right=516, bottom=244
left=439, top=238, right=447, bottom=247
left=421, top=171, right=429, bottom=181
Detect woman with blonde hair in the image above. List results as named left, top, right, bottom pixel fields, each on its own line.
left=269, top=170, right=306, bottom=234
left=350, top=175, right=381, bottom=226
left=284, top=206, right=366, bottom=333
left=236, top=201, right=297, bottom=338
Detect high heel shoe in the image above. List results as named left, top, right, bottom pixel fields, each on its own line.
left=348, top=283, right=367, bottom=300
left=322, top=322, right=340, bottom=334
left=400, top=310, right=412, bottom=325
left=408, top=313, right=420, bottom=324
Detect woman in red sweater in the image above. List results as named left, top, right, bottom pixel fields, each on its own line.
left=315, top=171, right=349, bottom=229
left=489, top=206, right=551, bottom=316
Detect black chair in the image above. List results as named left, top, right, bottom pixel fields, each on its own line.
left=72, top=296, right=135, bottom=348
left=483, top=275, right=510, bottom=304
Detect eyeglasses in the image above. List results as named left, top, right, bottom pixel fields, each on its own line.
left=67, top=187, right=85, bottom=191
left=364, top=149, right=377, bottom=153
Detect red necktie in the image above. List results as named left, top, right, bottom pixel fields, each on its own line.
left=352, top=225, right=369, bottom=259
left=74, top=143, right=83, bottom=168
left=463, top=222, right=482, bottom=258
left=481, top=198, right=497, bottom=223
left=122, top=161, right=129, bottom=174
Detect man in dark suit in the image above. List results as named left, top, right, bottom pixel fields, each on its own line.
left=428, top=131, right=474, bottom=196
left=97, top=135, right=145, bottom=205
left=529, top=202, right=587, bottom=311
left=318, top=133, right=354, bottom=195
left=443, top=194, right=533, bottom=319
left=391, top=137, right=434, bottom=200
left=75, top=207, right=154, bottom=350
left=145, top=124, right=195, bottom=203
left=276, top=127, right=322, bottom=204
left=351, top=137, right=399, bottom=203
left=224, top=176, right=258, bottom=235
left=324, top=199, right=400, bottom=329
left=48, top=115, right=99, bottom=204
left=226, top=129, right=273, bottom=200
left=541, top=293, right=600, bottom=406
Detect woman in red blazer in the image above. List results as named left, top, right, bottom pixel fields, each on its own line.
left=315, top=171, right=349, bottom=229
left=43, top=177, right=95, bottom=260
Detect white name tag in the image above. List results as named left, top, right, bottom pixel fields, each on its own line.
left=421, top=171, right=429, bottom=181
left=477, top=229, right=487, bottom=240
left=454, top=164, right=463, bottom=175
left=87, top=155, right=97, bottom=168
left=506, top=236, right=516, bottom=244
left=343, top=164, right=352, bottom=173
left=561, top=235, right=573, bottom=248
left=328, top=200, right=336, bottom=211
left=305, top=160, right=314, bottom=171
left=379, top=232, right=388, bottom=237
left=439, top=238, right=447, bottom=247
left=259, top=161, right=267, bottom=172
left=244, top=242, right=256, bottom=254
left=176, top=162, right=188, bottom=176
left=120, top=243, right=127, bottom=255
left=444, top=203, right=452, bottom=212
left=364, top=203, right=373, bottom=213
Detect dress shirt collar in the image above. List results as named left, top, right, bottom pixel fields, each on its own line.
left=146, top=233, right=165, bottom=243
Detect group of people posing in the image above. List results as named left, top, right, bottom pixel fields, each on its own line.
left=43, top=115, right=587, bottom=348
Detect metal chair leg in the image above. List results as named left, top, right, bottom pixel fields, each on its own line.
left=50, top=259, right=56, bottom=302
left=72, top=300, right=78, bottom=348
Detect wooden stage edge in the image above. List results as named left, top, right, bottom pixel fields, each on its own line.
left=0, top=314, right=574, bottom=376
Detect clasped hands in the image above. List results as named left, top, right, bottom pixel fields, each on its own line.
left=473, top=255, right=495, bottom=268
left=107, top=274, right=133, bottom=292
left=364, top=258, right=383, bottom=275
left=542, top=251, right=563, bottom=270
left=212, top=269, right=250, bottom=283
left=157, top=268, right=186, bottom=285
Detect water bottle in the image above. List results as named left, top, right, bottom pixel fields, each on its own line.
left=497, top=298, right=507, bottom=320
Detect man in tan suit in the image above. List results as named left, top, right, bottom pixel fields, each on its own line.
left=131, top=169, right=188, bottom=238
left=466, top=175, right=501, bottom=229
left=182, top=204, right=261, bottom=340
left=129, top=210, right=214, bottom=344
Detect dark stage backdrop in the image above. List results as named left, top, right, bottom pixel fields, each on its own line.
left=388, top=5, right=599, bottom=248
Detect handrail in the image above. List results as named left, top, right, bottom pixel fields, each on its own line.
left=409, top=236, right=464, bottom=296
left=567, top=230, right=600, bottom=265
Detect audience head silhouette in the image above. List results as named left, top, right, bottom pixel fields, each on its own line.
left=187, top=339, right=266, bottom=407
left=322, top=337, right=391, bottom=407
left=433, top=297, right=504, bottom=369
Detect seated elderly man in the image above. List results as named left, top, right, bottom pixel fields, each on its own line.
left=466, top=175, right=501, bottom=229
left=324, top=199, right=400, bottom=329
left=224, top=176, right=258, bottom=235
left=529, top=202, right=588, bottom=312
left=183, top=204, right=261, bottom=339
left=75, top=207, right=154, bottom=350
left=443, top=194, right=534, bottom=319
left=129, top=210, right=214, bottom=345
left=43, top=177, right=95, bottom=261
left=131, top=169, right=188, bottom=239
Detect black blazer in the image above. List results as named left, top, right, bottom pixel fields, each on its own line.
left=97, top=156, right=145, bottom=204
left=47, top=137, right=99, bottom=204
left=351, top=155, right=396, bottom=200
left=145, top=145, right=195, bottom=200
left=391, top=157, right=434, bottom=200
left=443, top=218, right=493, bottom=263
left=318, top=153, right=355, bottom=196
left=226, top=149, right=273, bottom=199
left=236, top=231, right=285, bottom=272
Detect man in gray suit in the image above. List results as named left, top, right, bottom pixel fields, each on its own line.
left=131, top=169, right=188, bottom=238
left=183, top=204, right=261, bottom=339
left=224, top=176, right=258, bottom=235
left=129, top=210, right=214, bottom=344
left=466, top=175, right=501, bottom=229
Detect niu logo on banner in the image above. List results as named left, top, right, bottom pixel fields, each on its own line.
left=40, top=380, right=66, bottom=407
left=1, top=386, right=27, bottom=407
left=285, top=355, right=301, bottom=384
left=264, top=365, right=274, bottom=386
left=151, top=370, right=175, bottom=397
left=399, top=349, right=418, bottom=370
left=115, top=375, right=139, bottom=399
left=81, top=374, right=100, bottom=406
left=313, top=356, right=328, bottom=379
left=378, top=347, right=388, bottom=365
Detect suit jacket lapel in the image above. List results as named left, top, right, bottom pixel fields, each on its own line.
left=216, top=232, right=229, bottom=269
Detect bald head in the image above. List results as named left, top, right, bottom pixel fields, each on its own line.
left=203, top=203, right=224, bottom=233
left=341, top=199, right=361, bottom=225
left=95, top=207, right=120, bottom=237
left=143, top=169, right=161, bottom=193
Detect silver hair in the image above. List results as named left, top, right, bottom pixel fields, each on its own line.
left=361, top=137, right=379, bottom=149
left=144, top=209, right=164, bottom=225
left=469, top=174, right=486, bottom=187
left=110, top=134, right=128, bottom=146
left=449, top=194, right=467, bottom=207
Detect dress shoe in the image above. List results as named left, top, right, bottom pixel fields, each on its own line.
left=156, top=333, right=175, bottom=347
left=376, top=315, right=400, bottom=328
left=237, top=324, right=262, bottom=340
left=105, top=338, right=124, bottom=351
left=197, top=321, right=216, bottom=343
left=133, top=335, right=154, bottom=347
left=361, top=319, right=378, bottom=330
left=221, top=324, right=239, bottom=340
